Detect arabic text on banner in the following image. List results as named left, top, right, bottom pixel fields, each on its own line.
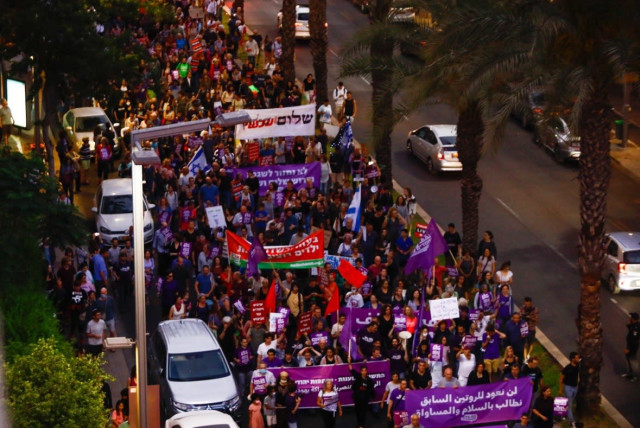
left=405, top=377, right=533, bottom=427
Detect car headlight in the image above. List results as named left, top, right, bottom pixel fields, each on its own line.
left=100, top=226, right=113, bottom=234
left=226, top=395, right=241, bottom=411
left=171, top=400, right=194, bottom=412
left=144, top=223, right=153, bottom=232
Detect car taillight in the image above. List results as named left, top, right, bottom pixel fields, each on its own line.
left=619, top=262, right=627, bottom=273
left=295, top=22, right=302, bottom=27
left=532, top=108, right=543, bottom=115
left=438, top=152, right=444, bottom=160
left=324, top=22, right=328, bottom=28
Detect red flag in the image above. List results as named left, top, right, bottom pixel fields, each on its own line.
left=338, top=259, right=366, bottom=288
left=265, top=279, right=277, bottom=313
left=324, top=282, right=340, bottom=317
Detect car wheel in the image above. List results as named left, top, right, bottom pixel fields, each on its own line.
left=426, top=157, right=436, bottom=175
left=608, top=275, right=620, bottom=294
left=406, top=140, right=413, bottom=154
left=533, top=132, right=541, bottom=146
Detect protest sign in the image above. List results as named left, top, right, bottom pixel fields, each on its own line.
left=332, top=308, right=380, bottom=333
left=233, top=300, right=246, bottom=314
left=554, top=397, right=569, bottom=418
left=205, top=205, right=226, bottom=231
left=298, top=311, right=312, bottom=334
left=232, top=162, right=321, bottom=196
left=429, top=297, right=460, bottom=322
left=269, top=312, right=286, bottom=334
left=310, top=331, right=330, bottom=346
left=250, top=301, right=267, bottom=325
left=405, top=377, right=533, bottom=428
left=235, top=104, right=316, bottom=140
left=394, top=315, right=407, bottom=333
left=267, top=361, right=389, bottom=408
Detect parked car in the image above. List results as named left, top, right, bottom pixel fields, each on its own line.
left=62, top=107, right=119, bottom=156
left=533, top=116, right=581, bottom=163
left=511, top=89, right=545, bottom=129
left=149, top=319, right=241, bottom=420
left=278, top=5, right=320, bottom=39
left=406, top=124, right=462, bottom=174
left=603, top=232, right=640, bottom=294
left=352, top=0, right=370, bottom=13
left=165, top=410, right=240, bottom=428
left=92, top=178, right=155, bottom=245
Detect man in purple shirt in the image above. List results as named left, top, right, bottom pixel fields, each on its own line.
left=233, top=337, right=253, bottom=395
left=387, top=379, right=408, bottom=424
left=482, top=325, right=506, bottom=382
left=263, top=349, right=284, bottom=368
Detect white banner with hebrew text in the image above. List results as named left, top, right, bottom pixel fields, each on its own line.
left=235, top=104, right=316, bottom=139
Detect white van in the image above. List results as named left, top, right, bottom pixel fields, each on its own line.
left=603, top=232, right=640, bottom=294
left=277, top=5, right=311, bottom=39
left=149, top=319, right=240, bottom=420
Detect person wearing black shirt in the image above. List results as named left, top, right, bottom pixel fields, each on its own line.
left=559, top=352, right=580, bottom=426
left=521, top=356, right=544, bottom=396
left=531, top=386, right=554, bottom=428
left=443, top=223, right=462, bottom=265
left=357, top=322, right=381, bottom=359
left=348, top=357, right=375, bottom=428
left=623, top=312, right=640, bottom=381
left=467, top=362, right=490, bottom=386
left=409, top=361, right=432, bottom=390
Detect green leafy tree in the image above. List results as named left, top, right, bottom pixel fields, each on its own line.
left=6, top=338, right=112, bottom=428
left=0, top=0, right=171, bottom=177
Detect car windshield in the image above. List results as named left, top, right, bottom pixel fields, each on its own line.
left=623, top=250, right=640, bottom=264
left=76, top=115, right=109, bottom=133
left=168, top=350, right=230, bottom=382
left=297, top=12, right=309, bottom=21
left=101, top=195, right=133, bottom=215
left=440, top=136, right=457, bottom=149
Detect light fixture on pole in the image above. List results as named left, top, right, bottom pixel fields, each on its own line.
left=128, top=111, right=251, bottom=428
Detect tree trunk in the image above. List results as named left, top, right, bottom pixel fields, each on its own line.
left=370, top=0, right=393, bottom=189
left=576, top=89, right=610, bottom=413
left=456, top=103, right=484, bottom=255
left=309, top=0, right=328, bottom=105
left=41, top=77, right=58, bottom=178
left=281, top=0, right=297, bottom=86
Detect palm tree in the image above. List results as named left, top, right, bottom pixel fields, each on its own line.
left=280, top=0, right=297, bottom=86
left=309, top=0, right=329, bottom=104
left=534, top=0, right=640, bottom=409
left=341, top=0, right=396, bottom=188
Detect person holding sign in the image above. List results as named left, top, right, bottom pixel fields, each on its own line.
left=317, top=379, right=342, bottom=428
left=387, top=379, right=408, bottom=428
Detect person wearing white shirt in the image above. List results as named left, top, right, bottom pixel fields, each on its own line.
left=345, top=287, right=364, bottom=308
left=257, top=333, right=277, bottom=362
left=317, top=100, right=332, bottom=128
left=332, top=82, right=348, bottom=116
left=330, top=313, right=346, bottom=348
left=456, top=346, right=476, bottom=386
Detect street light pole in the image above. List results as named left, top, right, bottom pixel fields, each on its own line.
left=128, top=111, right=251, bottom=427
left=131, top=161, right=148, bottom=428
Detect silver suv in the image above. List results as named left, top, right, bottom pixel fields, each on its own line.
left=149, top=319, right=240, bottom=419
left=603, top=232, right=640, bottom=294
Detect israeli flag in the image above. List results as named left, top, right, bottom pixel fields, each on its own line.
left=187, top=146, right=211, bottom=175
left=340, top=119, right=354, bottom=150
left=344, top=184, right=362, bottom=232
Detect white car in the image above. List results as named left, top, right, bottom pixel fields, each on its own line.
left=92, top=178, right=155, bottom=245
left=278, top=5, right=326, bottom=39
left=165, top=410, right=240, bottom=428
left=62, top=107, right=118, bottom=155
left=406, top=124, right=462, bottom=174
left=603, top=232, right=640, bottom=294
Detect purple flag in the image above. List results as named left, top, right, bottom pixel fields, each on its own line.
left=404, top=218, right=448, bottom=275
left=247, top=239, right=267, bottom=277
left=339, top=308, right=360, bottom=361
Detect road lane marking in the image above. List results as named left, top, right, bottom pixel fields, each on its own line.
left=360, top=76, right=371, bottom=85
left=328, top=48, right=339, bottom=57
left=496, top=197, right=577, bottom=269
left=610, top=298, right=630, bottom=316
left=496, top=198, right=521, bottom=220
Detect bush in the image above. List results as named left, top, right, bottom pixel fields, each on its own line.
left=5, top=338, right=112, bottom=428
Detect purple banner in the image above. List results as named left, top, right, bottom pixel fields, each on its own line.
left=233, top=162, right=321, bottom=196
left=405, top=377, right=533, bottom=428
left=268, top=361, right=389, bottom=408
